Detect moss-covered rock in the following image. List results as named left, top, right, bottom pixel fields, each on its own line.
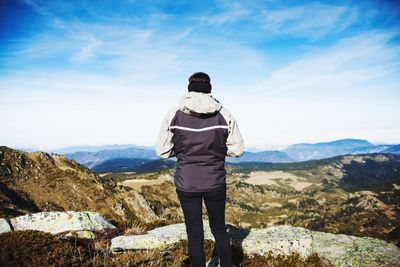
left=313, top=231, right=400, bottom=267
left=9, top=211, right=116, bottom=234
left=239, top=225, right=312, bottom=257
left=111, top=220, right=400, bottom=266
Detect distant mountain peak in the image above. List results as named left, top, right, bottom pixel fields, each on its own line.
left=286, top=138, right=372, bottom=148
left=283, top=139, right=378, bottom=162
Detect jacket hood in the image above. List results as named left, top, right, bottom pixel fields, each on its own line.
left=178, top=92, right=222, bottom=115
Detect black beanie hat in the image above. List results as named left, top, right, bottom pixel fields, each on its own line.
left=188, top=72, right=212, bottom=93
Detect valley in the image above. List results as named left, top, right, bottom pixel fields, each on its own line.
left=97, top=153, right=400, bottom=248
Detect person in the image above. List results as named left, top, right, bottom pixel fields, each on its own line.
left=155, top=72, right=244, bottom=267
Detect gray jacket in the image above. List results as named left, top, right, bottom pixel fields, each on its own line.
left=156, top=91, right=244, bottom=192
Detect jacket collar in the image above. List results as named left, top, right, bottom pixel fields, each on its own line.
left=178, top=92, right=222, bottom=116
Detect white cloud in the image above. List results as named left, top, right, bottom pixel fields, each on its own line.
left=0, top=73, right=182, bottom=150
left=226, top=31, right=400, bottom=149
left=258, top=3, right=358, bottom=39
left=204, top=2, right=250, bottom=27
left=71, top=32, right=102, bottom=62
left=256, top=31, right=400, bottom=97
left=198, top=1, right=359, bottom=40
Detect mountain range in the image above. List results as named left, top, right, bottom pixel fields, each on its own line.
left=14, top=138, right=399, bottom=172
left=283, top=139, right=393, bottom=161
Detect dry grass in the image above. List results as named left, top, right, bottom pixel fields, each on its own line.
left=0, top=230, right=94, bottom=266
left=124, top=219, right=148, bottom=235
left=240, top=251, right=334, bottom=267
left=244, top=171, right=315, bottom=191
left=119, top=178, right=167, bottom=191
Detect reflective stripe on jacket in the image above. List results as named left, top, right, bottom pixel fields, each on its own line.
left=156, top=91, right=244, bottom=192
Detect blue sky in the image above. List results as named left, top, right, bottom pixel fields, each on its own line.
left=0, top=0, right=399, bottom=151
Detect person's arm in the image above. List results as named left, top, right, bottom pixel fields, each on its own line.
left=156, top=107, right=178, bottom=158
left=220, top=107, right=245, bottom=157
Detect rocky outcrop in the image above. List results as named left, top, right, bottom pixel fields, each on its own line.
left=1, top=211, right=116, bottom=234
left=0, top=218, right=12, bottom=234
left=111, top=220, right=400, bottom=267
left=114, top=189, right=159, bottom=223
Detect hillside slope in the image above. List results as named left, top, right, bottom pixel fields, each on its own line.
left=0, top=146, right=159, bottom=225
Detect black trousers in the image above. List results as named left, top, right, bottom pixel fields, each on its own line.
left=175, top=183, right=232, bottom=267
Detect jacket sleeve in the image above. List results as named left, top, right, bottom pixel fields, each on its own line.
left=220, top=107, right=245, bottom=157
left=156, top=107, right=178, bottom=158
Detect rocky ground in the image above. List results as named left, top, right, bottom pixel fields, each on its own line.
left=2, top=211, right=400, bottom=266
left=123, top=154, right=400, bottom=247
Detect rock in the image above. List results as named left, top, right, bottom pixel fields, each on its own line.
left=0, top=218, right=12, bottom=234
left=237, top=225, right=312, bottom=258
left=313, top=231, right=400, bottom=266
left=111, top=221, right=216, bottom=251
left=312, top=231, right=354, bottom=263
left=111, top=222, right=191, bottom=250
left=126, top=191, right=159, bottom=223
left=111, top=220, right=400, bottom=266
left=65, top=230, right=96, bottom=239
left=10, top=211, right=116, bottom=234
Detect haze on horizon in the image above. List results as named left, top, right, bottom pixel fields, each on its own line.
left=0, top=0, right=399, bottom=151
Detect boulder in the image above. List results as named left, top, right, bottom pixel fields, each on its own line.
left=124, top=191, right=159, bottom=223
left=0, top=218, right=12, bottom=234
left=112, top=222, right=189, bottom=250
left=10, top=211, right=116, bottom=234
left=111, top=220, right=400, bottom=266
left=236, top=225, right=312, bottom=257
left=313, top=231, right=400, bottom=266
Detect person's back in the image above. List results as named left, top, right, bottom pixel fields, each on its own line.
left=156, top=72, right=244, bottom=267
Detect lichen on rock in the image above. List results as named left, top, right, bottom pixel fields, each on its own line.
left=9, top=211, right=116, bottom=234
left=110, top=220, right=400, bottom=266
